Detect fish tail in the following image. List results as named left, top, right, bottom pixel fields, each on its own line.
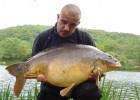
left=5, top=63, right=27, bottom=97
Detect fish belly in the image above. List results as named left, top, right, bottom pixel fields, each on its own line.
left=45, top=60, right=93, bottom=87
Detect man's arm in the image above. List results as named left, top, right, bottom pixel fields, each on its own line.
left=78, top=30, right=96, bottom=47
left=32, top=35, right=42, bottom=56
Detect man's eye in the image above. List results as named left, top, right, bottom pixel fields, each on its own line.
left=70, top=23, right=76, bottom=28
left=61, top=20, right=67, bottom=24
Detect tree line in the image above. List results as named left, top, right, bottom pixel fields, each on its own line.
left=0, top=25, right=140, bottom=70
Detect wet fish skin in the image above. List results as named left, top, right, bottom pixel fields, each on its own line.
left=5, top=43, right=121, bottom=97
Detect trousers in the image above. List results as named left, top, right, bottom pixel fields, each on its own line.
left=37, top=80, right=102, bottom=100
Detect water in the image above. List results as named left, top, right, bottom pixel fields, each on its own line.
left=0, top=65, right=39, bottom=99
left=0, top=65, right=140, bottom=99
left=105, top=71, right=140, bottom=100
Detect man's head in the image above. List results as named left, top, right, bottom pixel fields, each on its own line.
left=57, top=4, right=81, bottom=38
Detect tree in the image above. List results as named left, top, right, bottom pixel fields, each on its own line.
left=0, top=37, right=31, bottom=60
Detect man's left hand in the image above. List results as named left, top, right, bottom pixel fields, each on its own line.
left=89, top=72, right=106, bottom=81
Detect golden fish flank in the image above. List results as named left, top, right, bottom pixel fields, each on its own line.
left=5, top=43, right=121, bottom=97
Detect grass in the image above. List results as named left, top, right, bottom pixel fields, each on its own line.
left=100, top=77, right=140, bottom=100
left=134, top=83, right=140, bottom=100
left=0, top=79, right=139, bottom=100
left=101, top=78, right=128, bottom=100
left=0, top=83, right=39, bottom=100
left=0, top=83, right=13, bottom=100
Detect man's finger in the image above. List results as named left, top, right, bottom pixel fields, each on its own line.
left=37, top=74, right=47, bottom=82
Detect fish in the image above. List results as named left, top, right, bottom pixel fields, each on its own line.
left=5, top=43, right=121, bottom=97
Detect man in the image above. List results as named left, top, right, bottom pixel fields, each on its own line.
left=32, top=4, right=102, bottom=100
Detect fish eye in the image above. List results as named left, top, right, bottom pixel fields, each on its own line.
left=108, top=56, right=112, bottom=59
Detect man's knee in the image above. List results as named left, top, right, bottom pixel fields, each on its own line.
left=71, top=81, right=102, bottom=100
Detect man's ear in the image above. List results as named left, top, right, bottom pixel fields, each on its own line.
left=57, top=14, right=59, bottom=19
left=76, top=21, right=80, bottom=27
left=77, top=21, right=80, bottom=26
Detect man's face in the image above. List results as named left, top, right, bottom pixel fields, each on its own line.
left=57, top=11, right=80, bottom=38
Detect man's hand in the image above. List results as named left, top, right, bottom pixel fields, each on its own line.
left=89, top=72, right=106, bottom=81
left=37, top=74, right=47, bottom=83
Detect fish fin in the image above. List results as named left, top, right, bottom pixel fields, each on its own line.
left=95, top=70, right=100, bottom=87
left=5, top=63, right=25, bottom=77
left=93, top=67, right=103, bottom=87
left=60, top=83, right=75, bottom=97
left=14, top=76, right=26, bottom=97
left=5, top=63, right=26, bottom=97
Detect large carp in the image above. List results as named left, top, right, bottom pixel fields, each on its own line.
left=6, top=43, right=121, bottom=97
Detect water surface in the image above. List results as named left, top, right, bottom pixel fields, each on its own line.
left=0, top=65, right=140, bottom=100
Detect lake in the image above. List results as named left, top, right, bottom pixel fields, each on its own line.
left=0, top=65, right=140, bottom=100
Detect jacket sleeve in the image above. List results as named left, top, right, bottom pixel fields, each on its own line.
left=32, top=34, right=42, bottom=56
left=32, top=28, right=52, bottom=56
left=84, top=31, right=96, bottom=47
left=78, top=30, right=96, bottom=47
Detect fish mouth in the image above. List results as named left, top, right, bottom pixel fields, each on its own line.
left=106, top=61, right=121, bottom=68
left=106, top=62, right=121, bottom=71
left=115, top=62, right=122, bottom=67
left=24, top=74, right=38, bottom=79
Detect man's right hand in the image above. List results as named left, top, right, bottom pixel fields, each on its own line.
left=37, top=74, right=47, bottom=83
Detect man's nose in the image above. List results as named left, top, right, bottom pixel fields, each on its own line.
left=64, top=24, right=70, bottom=31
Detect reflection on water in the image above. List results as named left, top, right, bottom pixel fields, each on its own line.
left=0, top=65, right=140, bottom=100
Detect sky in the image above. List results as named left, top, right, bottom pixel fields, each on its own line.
left=0, top=0, right=140, bottom=35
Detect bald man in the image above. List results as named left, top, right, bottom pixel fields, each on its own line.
left=32, top=4, right=102, bottom=100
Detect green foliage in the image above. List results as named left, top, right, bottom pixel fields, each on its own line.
left=134, top=83, right=140, bottom=100
left=0, top=82, right=39, bottom=100
left=0, top=25, right=51, bottom=61
left=0, top=37, right=30, bottom=60
left=0, top=83, right=13, bottom=100
left=0, top=25, right=140, bottom=70
left=84, top=29, right=140, bottom=70
left=100, top=77, right=140, bottom=100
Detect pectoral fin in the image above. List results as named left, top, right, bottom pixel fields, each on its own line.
left=60, top=83, right=76, bottom=97
left=95, top=71, right=100, bottom=87
left=93, top=67, right=103, bottom=87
